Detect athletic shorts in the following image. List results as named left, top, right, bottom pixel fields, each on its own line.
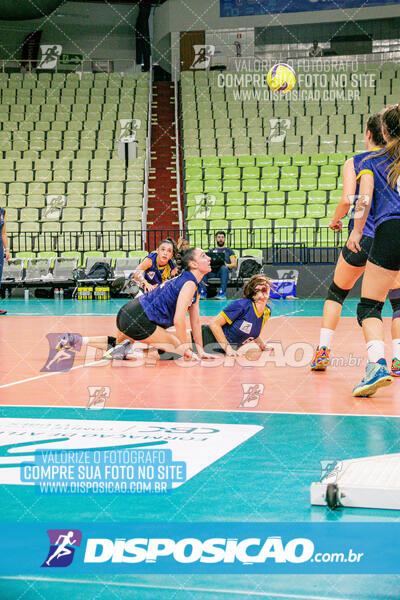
left=116, top=298, right=157, bottom=340
left=341, top=234, right=373, bottom=268
left=368, top=219, right=400, bottom=271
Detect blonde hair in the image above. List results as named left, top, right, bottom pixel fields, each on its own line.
left=375, top=105, right=400, bottom=189
left=243, top=274, right=273, bottom=299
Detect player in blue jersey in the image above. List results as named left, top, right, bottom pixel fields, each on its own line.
left=311, top=114, right=385, bottom=370
left=104, top=247, right=215, bottom=361
left=200, top=274, right=272, bottom=356
left=347, top=105, right=400, bottom=396
left=132, top=239, right=177, bottom=292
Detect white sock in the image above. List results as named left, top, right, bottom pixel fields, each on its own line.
left=319, top=328, right=334, bottom=349
left=366, top=340, right=385, bottom=363
left=392, top=338, right=400, bottom=359
left=82, top=337, right=89, bottom=345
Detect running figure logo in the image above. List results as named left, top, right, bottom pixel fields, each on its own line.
left=267, top=118, right=291, bottom=143
left=190, top=45, right=215, bottom=70
left=87, top=386, right=110, bottom=409
left=42, top=529, right=82, bottom=568
left=38, top=45, right=62, bottom=70
left=240, top=383, right=264, bottom=408
left=41, top=333, right=82, bottom=373
left=320, top=460, right=342, bottom=483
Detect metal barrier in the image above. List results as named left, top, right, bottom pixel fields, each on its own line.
left=7, top=227, right=346, bottom=263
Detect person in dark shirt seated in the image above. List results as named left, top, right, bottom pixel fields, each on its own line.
left=199, top=231, right=237, bottom=300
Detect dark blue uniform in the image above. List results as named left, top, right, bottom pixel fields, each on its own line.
left=117, top=270, right=199, bottom=341
left=143, top=252, right=176, bottom=285
left=221, top=298, right=271, bottom=348
left=342, top=149, right=381, bottom=268
left=359, top=150, right=400, bottom=271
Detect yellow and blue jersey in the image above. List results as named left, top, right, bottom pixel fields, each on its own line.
left=144, top=252, right=176, bottom=285
left=139, top=270, right=199, bottom=328
left=351, top=150, right=381, bottom=237
left=357, top=151, right=400, bottom=229
left=221, top=298, right=271, bottom=348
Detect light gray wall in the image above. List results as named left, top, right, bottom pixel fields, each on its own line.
left=154, top=0, right=400, bottom=33
left=0, top=1, right=138, bottom=63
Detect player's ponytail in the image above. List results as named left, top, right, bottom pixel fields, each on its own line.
left=180, top=247, right=197, bottom=271
left=379, top=105, right=400, bottom=189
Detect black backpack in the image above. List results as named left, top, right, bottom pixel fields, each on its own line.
left=85, top=262, right=113, bottom=281
left=238, top=258, right=261, bottom=279
left=207, top=250, right=225, bottom=269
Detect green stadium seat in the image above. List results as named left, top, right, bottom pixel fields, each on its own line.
left=223, top=167, right=240, bottom=179
left=185, top=157, right=202, bottom=167
left=242, top=166, right=260, bottom=179
left=310, top=153, right=328, bottom=166
left=299, top=177, right=317, bottom=191
left=292, top=154, right=309, bottom=166
left=329, top=190, right=342, bottom=203
left=205, top=167, right=222, bottom=180
left=317, top=217, right=338, bottom=246
left=202, top=156, right=220, bottom=167
left=237, top=156, right=255, bottom=167
left=204, top=179, right=222, bottom=193
left=261, top=178, right=278, bottom=192
left=321, top=164, right=339, bottom=177
left=246, top=205, right=265, bottom=219
left=186, top=180, right=204, bottom=194
left=301, top=165, right=318, bottom=178
left=223, top=179, right=241, bottom=192
left=226, top=205, right=245, bottom=219
left=306, top=204, right=326, bottom=218
left=279, top=177, right=298, bottom=192
left=246, top=191, right=265, bottom=205
left=329, top=152, right=346, bottom=165
left=287, top=190, right=306, bottom=204
left=220, top=156, right=237, bottom=168
left=318, top=176, right=337, bottom=191
left=230, top=219, right=250, bottom=248
left=209, top=219, right=229, bottom=233
left=281, top=166, right=299, bottom=178
left=255, top=155, right=273, bottom=167
left=226, top=192, right=245, bottom=205
left=286, top=204, right=305, bottom=219
left=273, top=154, right=291, bottom=167
left=267, top=191, right=285, bottom=205
left=253, top=219, right=272, bottom=246
left=308, top=190, right=327, bottom=204
left=207, top=206, right=226, bottom=220
left=185, top=167, right=203, bottom=180
left=261, top=166, right=279, bottom=178
left=265, top=205, right=285, bottom=219
left=242, top=179, right=260, bottom=192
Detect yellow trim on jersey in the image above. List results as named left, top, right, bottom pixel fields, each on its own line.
left=221, top=311, right=232, bottom=325
left=356, top=168, right=374, bottom=181
left=252, top=301, right=263, bottom=318
left=261, top=306, right=271, bottom=329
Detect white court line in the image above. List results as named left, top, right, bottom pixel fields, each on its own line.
left=1, top=404, right=398, bottom=419
left=0, top=359, right=108, bottom=390
left=0, top=576, right=349, bottom=600
left=0, top=310, right=306, bottom=391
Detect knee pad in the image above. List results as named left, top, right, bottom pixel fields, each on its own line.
left=357, top=297, right=384, bottom=326
left=389, top=289, right=400, bottom=318
left=327, top=281, right=350, bottom=305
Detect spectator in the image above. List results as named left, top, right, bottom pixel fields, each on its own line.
left=199, top=231, right=237, bottom=300
left=309, top=41, right=323, bottom=57
left=176, top=237, right=190, bottom=273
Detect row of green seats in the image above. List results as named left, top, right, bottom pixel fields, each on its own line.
left=11, top=249, right=147, bottom=267
left=186, top=177, right=341, bottom=193
left=186, top=190, right=341, bottom=205
left=185, top=153, right=347, bottom=167
left=6, top=205, right=142, bottom=221
left=185, top=165, right=342, bottom=180
left=4, top=193, right=143, bottom=208
left=0, top=180, right=142, bottom=193
left=6, top=220, right=142, bottom=234
left=186, top=203, right=346, bottom=220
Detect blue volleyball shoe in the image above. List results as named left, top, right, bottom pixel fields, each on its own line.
left=352, top=359, right=393, bottom=397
